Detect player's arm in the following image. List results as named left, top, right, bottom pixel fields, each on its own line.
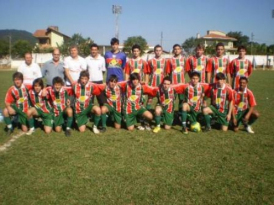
left=244, top=91, right=257, bottom=122
left=248, top=60, right=253, bottom=76
left=171, top=83, right=186, bottom=94
left=185, top=57, right=192, bottom=78
left=206, top=59, right=212, bottom=83
left=226, top=89, right=234, bottom=121
left=124, top=62, right=130, bottom=81
left=35, top=64, right=42, bottom=78
left=143, top=84, right=158, bottom=97
left=64, top=68, right=76, bottom=85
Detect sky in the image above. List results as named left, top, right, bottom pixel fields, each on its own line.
left=0, top=0, right=273, bottom=50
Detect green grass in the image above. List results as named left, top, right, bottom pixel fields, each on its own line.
left=0, top=70, right=274, bottom=204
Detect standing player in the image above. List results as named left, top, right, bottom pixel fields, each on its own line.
left=125, top=44, right=149, bottom=83
left=3, top=72, right=30, bottom=135
left=229, top=45, right=252, bottom=89
left=104, top=38, right=127, bottom=82
left=73, top=71, right=103, bottom=133
left=203, top=73, right=234, bottom=131
left=120, top=73, right=158, bottom=131
left=185, top=44, right=208, bottom=83
left=207, top=43, right=231, bottom=85
left=232, top=77, right=259, bottom=133
left=27, top=78, right=53, bottom=135
left=146, top=44, right=170, bottom=109
left=47, top=77, right=74, bottom=137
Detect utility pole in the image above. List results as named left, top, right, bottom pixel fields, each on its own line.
left=112, top=5, right=122, bottom=39
left=251, top=32, right=254, bottom=55
left=160, top=32, right=163, bottom=47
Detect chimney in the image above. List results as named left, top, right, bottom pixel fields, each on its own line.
left=196, top=33, right=200, bottom=39
left=49, top=26, right=59, bottom=31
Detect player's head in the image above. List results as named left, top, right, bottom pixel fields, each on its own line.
left=216, top=42, right=225, bottom=57
left=132, top=44, right=141, bottom=58
left=195, top=44, right=204, bottom=57
left=24, top=52, right=32, bottom=65
left=13, top=72, right=24, bottom=88
left=90, top=43, right=99, bottom=57
left=70, top=45, right=79, bottom=58
left=32, top=78, right=44, bottom=93
left=52, top=76, right=64, bottom=92
left=154, top=44, right=162, bottom=58
left=162, top=76, right=172, bottom=90
left=216, top=73, right=226, bottom=86
left=239, top=76, right=248, bottom=90
left=108, top=74, right=118, bottom=88
left=130, top=73, right=140, bottom=87
left=190, top=72, right=200, bottom=85
left=110, top=37, right=119, bottom=52
left=52, top=48, right=61, bottom=62
left=173, top=44, right=182, bottom=56
left=79, top=70, right=89, bottom=86
left=238, top=45, right=247, bottom=58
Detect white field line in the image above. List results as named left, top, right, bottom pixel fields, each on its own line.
left=0, top=131, right=25, bottom=152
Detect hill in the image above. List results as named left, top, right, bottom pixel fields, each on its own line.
left=0, top=29, right=37, bottom=46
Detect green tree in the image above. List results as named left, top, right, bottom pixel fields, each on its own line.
left=227, top=31, right=249, bottom=47
left=182, top=37, right=202, bottom=55
left=12, top=40, right=32, bottom=58
left=123, top=36, right=148, bottom=57
left=267, top=44, right=274, bottom=55
left=0, top=40, right=9, bottom=57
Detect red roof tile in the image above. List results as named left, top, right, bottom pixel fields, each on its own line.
left=33, top=29, right=48, bottom=38
left=201, top=34, right=237, bottom=41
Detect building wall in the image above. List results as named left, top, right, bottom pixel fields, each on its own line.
left=50, top=32, right=64, bottom=47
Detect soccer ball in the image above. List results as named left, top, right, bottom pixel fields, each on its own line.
left=190, top=122, right=201, bottom=132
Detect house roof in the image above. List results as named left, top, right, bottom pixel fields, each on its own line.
left=201, top=33, right=237, bottom=41
left=33, top=27, right=70, bottom=39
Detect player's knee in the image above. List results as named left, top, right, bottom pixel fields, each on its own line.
left=182, top=103, right=189, bottom=111
left=254, top=111, right=260, bottom=118
left=3, top=108, right=9, bottom=116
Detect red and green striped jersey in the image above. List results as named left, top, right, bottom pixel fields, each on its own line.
left=73, top=82, right=104, bottom=114
left=47, top=87, right=69, bottom=117
left=185, top=55, right=208, bottom=83
left=157, top=86, right=176, bottom=113
left=229, top=58, right=252, bottom=89
left=207, top=84, right=234, bottom=113
left=120, top=81, right=158, bottom=114
left=207, top=56, right=230, bottom=83
left=28, top=89, right=52, bottom=113
left=169, top=55, right=186, bottom=84
left=5, top=84, right=29, bottom=113
left=147, top=58, right=170, bottom=86
left=105, top=84, right=122, bottom=112
left=233, top=87, right=256, bottom=114
left=125, top=58, right=148, bottom=82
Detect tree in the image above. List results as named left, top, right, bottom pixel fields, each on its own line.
left=0, top=40, right=9, bottom=57
left=182, top=37, right=202, bottom=55
left=227, top=31, right=249, bottom=48
left=267, top=44, right=274, bottom=55
left=12, top=40, right=32, bottom=58
left=123, top=36, right=148, bottom=57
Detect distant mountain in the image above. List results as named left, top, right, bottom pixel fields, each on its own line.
left=0, top=29, right=37, bottom=46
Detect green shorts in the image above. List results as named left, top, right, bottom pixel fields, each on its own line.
left=187, top=106, right=201, bottom=123
left=36, top=108, right=53, bottom=127
left=11, top=105, right=28, bottom=126
left=75, top=104, right=93, bottom=127
left=53, top=112, right=66, bottom=127
left=104, top=104, right=122, bottom=125
left=162, top=110, right=174, bottom=126
left=235, top=109, right=249, bottom=126
left=209, top=105, right=229, bottom=126
left=125, top=107, right=147, bottom=127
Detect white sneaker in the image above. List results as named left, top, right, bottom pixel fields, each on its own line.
left=26, top=128, right=35, bottom=135
left=246, top=125, right=255, bottom=134
left=144, top=124, right=151, bottom=131
left=137, top=125, right=145, bottom=130
left=93, top=126, right=100, bottom=134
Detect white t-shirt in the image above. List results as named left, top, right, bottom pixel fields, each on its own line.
left=17, top=62, right=42, bottom=86
left=86, top=54, right=106, bottom=82
left=64, top=56, right=87, bottom=85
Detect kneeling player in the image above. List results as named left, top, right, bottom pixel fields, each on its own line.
left=232, top=77, right=259, bottom=133
left=3, top=72, right=30, bottom=135
left=48, top=77, right=73, bottom=136
left=27, top=78, right=53, bottom=135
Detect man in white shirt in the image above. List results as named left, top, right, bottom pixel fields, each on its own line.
left=86, top=43, right=106, bottom=106
left=17, top=52, right=42, bottom=89
left=64, top=45, right=87, bottom=86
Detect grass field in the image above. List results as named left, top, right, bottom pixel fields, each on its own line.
left=0, top=70, right=273, bottom=204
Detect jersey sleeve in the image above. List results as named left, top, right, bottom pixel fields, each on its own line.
left=117, top=81, right=128, bottom=92
left=226, top=59, right=230, bottom=74
left=247, top=89, right=257, bottom=107
left=64, top=86, right=74, bottom=96
left=143, top=61, right=149, bottom=74
left=125, top=62, right=131, bottom=75
left=171, top=83, right=186, bottom=94
left=165, top=59, right=171, bottom=75
left=92, top=84, right=105, bottom=96
left=227, top=87, right=234, bottom=102
left=122, top=53, right=127, bottom=69
left=5, top=87, right=15, bottom=104
left=229, top=60, right=235, bottom=75
left=185, top=57, right=191, bottom=72
left=247, top=60, right=253, bottom=76
left=143, top=84, right=158, bottom=96
left=147, top=60, right=152, bottom=74
left=200, top=83, right=210, bottom=94
left=206, top=58, right=213, bottom=73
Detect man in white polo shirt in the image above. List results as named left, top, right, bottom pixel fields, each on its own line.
left=86, top=43, right=106, bottom=106
left=64, top=45, right=87, bottom=86
left=17, top=52, right=42, bottom=89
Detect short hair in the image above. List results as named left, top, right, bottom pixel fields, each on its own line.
left=238, top=45, right=247, bottom=52
left=109, top=74, right=118, bottom=82
left=216, top=72, right=226, bottom=80
left=52, top=48, right=60, bottom=54
left=79, top=70, right=89, bottom=79
left=154, top=44, right=162, bottom=51
left=70, top=45, right=78, bottom=50
left=190, top=71, right=200, bottom=78
left=52, top=77, right=64, bottom=86
left=132, top=44, right=141, bottom=51
left=90, top=43, right=99, bottom=49
left=195, top=44, right=204, bottom=51
left=239, top=76, right=249, bottom=83
left=24, top=52, right=32, bottom=57
left=162, top=76, right=172, bottom=83
left=129, top=73, right=140, bottom=81
left=13, top=72, right=23, bottom=81
left=173, top=44, right=181, bottom=50
left=216, top=42, right=224, bottom=49
left=32, top=78, right=44, bottom=89
left=110, top=38, right=119, bottom=45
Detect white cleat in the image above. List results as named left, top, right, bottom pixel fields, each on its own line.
left=93, top=126, right=100, bottom=134
left=246, top=125, right=255, bottom=134
left=26, top=128, right=35, bottom=135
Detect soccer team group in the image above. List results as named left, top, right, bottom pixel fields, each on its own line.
left=3, top=37, right=259, bottom=136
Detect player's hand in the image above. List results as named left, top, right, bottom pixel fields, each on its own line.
left=66, top=99, right=70, bottom=106
left=233, top=117, right=237, bottom=126
left=42, top=88, right=48, bottom=97
left=226, top=114, right=231, bottom=122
